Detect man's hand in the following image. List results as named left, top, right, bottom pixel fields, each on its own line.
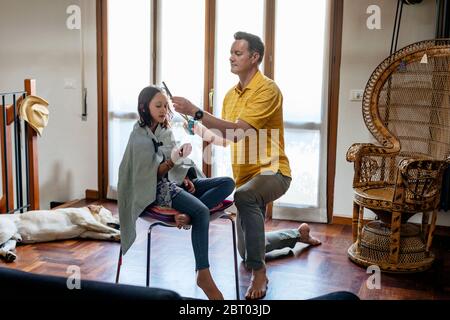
left=172, top=96, right=197, bottom=117
left=183, top=177, right=195, bottom=194
left=173, top=96, right=254, bottom=144
left=183, top=119, right=202, bottom=136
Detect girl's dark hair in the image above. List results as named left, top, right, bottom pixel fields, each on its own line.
left=137, top=85, right=172, bottom=128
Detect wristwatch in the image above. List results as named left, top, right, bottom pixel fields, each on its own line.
left=193, top=109, right=204, bottom=121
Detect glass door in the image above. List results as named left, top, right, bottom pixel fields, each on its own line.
left=157, top=0, right=205, bottom=170
left=105, top=0, right=331, bottom=223
left=211, top=0, right=329, bottom=222
left=106, top=0, right=205, bottom=198
left=273, top=0, right=329, bottom=222
left=107, top=0, right=152, bottom=199
left=212, top=0, right=264, bottom=181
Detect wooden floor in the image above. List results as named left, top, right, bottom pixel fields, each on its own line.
left=1, top=199, right=449, bottom=300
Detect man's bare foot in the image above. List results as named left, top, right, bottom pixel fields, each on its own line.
left=197, top=269, right=224, bottom=300
left=298, top=223, right=321, bottom=245
left=245, top=268, right=268, bottom=300
left=174, top=213, right=191, bottom=229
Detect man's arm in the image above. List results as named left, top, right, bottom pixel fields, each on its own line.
left=192, top=122, right=228, bottom=147
left=201, top=111, right=254, bottom=143
left=172, top=96, right=254, bottom=142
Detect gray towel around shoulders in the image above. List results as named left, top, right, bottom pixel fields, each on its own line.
left=118, top=122, right=204, bottom=255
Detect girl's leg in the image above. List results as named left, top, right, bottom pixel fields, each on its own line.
left=172, top=190, right=210, bottom=270
left=193, top=177, right=235, bottom=209
left=171, top=190, right=223, bottom=300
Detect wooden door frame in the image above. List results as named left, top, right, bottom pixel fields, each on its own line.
left=264, top=0, right=276, bottom=79
left=203, top=0, right=216, bottom=177
left=96, top=0, right=108, bottom=200
left=326, top=0, right=343, bottom=223
left=262, top=0, right=344, bottom=223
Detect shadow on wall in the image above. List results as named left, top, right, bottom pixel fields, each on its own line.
left=40, top=161, right=73, bottom=209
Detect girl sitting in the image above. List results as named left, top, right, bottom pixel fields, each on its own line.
left=118, top=86, right=235, bottom=300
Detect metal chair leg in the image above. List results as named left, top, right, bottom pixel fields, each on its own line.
left=118, top=213, right=239, bottom=296
left=220, top=212, right=240, bottom=300
left=115, top=247, right=122, bottom=284
left=146, top=222, right=176, bottom=287
left=146, top=225, right=154, bottom=287
left=230, top=217, right=240, bottom=300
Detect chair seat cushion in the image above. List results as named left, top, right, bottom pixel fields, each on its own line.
left=354, top=185, right=436, bottom=214
left=354, top=186, right=395, bottom=202
left=144, top=199, right=234, bottom=223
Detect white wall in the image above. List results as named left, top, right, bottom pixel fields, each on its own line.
left=0, top=0, right=98, bottom=209
left=334, top=0, right=450, bottom=226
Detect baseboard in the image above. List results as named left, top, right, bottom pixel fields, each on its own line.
left=85, top=189, right=100, bottom=200
left=332, top=216, right=354, bottom=225
left=52, top=199, right=82, bottom=209
left=332, top=216, right=374, bottom=225
left=332, top=215, right=450, bottom=236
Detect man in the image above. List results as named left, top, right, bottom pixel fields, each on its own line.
left=172, top=31, right=320, bottom=300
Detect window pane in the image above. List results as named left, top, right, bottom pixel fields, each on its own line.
left=108, top=0, right=151, bottom=112
left=281, top=129, right=320, bottom=207
left=107, top=0, right=151, bottom=195
left=213, top=0, right=264, bottom=179
left=159, top=0, right=205, bottom=170
left=109, top=118, right=137, bottom=190
left=274, top=0, right=327, bottom=208
left=275, top=0, right=327, bottom=123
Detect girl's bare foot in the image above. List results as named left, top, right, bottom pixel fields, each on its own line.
left=197, top=269, right=224, bottom=300
left=298, top=223, right=321, bottom=245
left=174, top=213, right=191, bottom=229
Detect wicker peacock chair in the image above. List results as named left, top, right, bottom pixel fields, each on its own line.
left=346, top=39, right=450, bottom=272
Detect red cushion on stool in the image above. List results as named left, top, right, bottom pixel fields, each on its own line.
left=144, top=205, right=179, bottom=223
left=210, top=199, right=234, bottom=213
left=144, top=199, right=234, bottom=223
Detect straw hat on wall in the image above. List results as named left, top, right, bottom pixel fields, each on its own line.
left=19, top=95, right=49, bottom=136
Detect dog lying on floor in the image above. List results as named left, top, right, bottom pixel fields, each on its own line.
left=0, top=205, right=120, bottom=262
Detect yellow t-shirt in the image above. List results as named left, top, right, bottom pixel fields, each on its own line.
left=222, top=70, right=291, bottom=187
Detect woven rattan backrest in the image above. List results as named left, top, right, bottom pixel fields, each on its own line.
left=362, top=39, right=450, bottom=161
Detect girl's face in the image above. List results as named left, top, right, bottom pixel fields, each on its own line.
left=148, top=92, right=169, bottom=124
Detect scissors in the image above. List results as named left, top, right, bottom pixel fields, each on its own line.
left=162, top=81, right=195, bottom=135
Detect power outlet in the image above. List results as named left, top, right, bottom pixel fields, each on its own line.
left=64, top=78, right=77, bottom=89
left=350, top=89, right=364, bottom=101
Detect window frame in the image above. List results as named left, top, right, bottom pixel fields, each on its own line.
left=96, top=0, right=343, bottom=222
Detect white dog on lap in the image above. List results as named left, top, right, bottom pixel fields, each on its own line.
left=0, top=205, right=120, bottom=262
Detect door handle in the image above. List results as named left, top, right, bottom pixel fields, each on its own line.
left=209, top=88, right=214, bottom=114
